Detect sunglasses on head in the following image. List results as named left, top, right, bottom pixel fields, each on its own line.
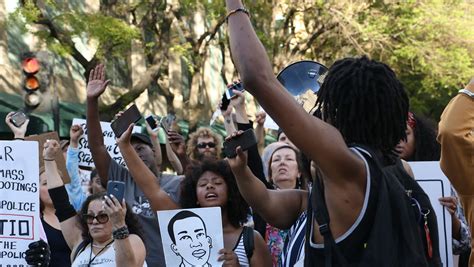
left=197, top=142, right=216, bottom=149
left=83, top=213, right=109, bottom=224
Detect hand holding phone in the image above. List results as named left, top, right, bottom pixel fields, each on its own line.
left=225, top=81, right=244, bottom=100
left=145, top=115, right=159, bottom=131
left=111, top=104, right=142, bottom=138
left=106, top=181, right=125, bottom=201
left=223, top=129, right=257, bottom=158
left=10, top=111, right=28, bottom=128
left=160, top=114, right=176, bottom=132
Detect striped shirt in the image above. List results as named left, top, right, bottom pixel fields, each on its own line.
left=281, top=210, right=307, bottom=267
left=234, top=228, right=250, bottom=266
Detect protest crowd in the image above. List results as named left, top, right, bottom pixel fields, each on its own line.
left=0, top=1, right=473, bottom=267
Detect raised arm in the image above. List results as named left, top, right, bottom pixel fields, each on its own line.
left=254, top=111, right=266, bottom=155
left=86, top=64, right=112, bottom=186
left=43, top=140, right=82, bottom=250
left=227, top=146, right=306, bottom=229
left=5, top=111, right=29, bottom=139
left=225, top=0, right=365, bottom=185
left=65, top=124, right=87, bottom=211
left=103, top=195, right=146, bottom=267
left=168, top=130, right=192, bottom=171
left=145, top=118, right=163, bottom=172
left=164, top=133, right=183, bottom=174
left=117, top=124, right=180, bottom=211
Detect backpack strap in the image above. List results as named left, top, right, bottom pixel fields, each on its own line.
left=242, top=226, right=254, bottom=261
left=72, top=240, right=88, bottom=262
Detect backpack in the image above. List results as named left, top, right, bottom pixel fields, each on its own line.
left=305, top=146, right=442, bottom=266
left=243, top=226, right=255, bottom=261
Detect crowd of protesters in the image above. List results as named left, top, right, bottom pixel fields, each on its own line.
left=1, top=1, right=473, bottom=266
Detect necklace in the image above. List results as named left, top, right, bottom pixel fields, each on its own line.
left=88, top=239, right=114, bottom=267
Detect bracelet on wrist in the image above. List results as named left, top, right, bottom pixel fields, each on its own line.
left=14, top=137, right=24, bottom=140
left=43, top=158, right=55, bottom=161
left=113, top=226, right=129, bottom=240
left=226, top=7, right=250, bottom=23
left=458, top=88, right=474, bottom=98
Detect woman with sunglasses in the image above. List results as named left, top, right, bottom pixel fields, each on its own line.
left=43, top=139, right=147, bottom=267
left=117, top=124, right=272, bottom=266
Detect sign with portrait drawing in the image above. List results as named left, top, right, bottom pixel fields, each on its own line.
left=0, top=141, right=40, bottom=267
left=72, top=118, right=141, bottom=168
left=158, top=207, right=224, bottom=267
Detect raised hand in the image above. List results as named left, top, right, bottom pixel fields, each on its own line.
left=167, top=130, right=186, bottom=157
left=255, top=111, right=266, bottom=126
left=116, top=123, right=134, bottom=147
left=69, top=125, right=84, bottom=148
left=43, top=139, right=60, bottom=160
left=103, top=195, right=127, bottom=229
left=5, top=111, right=29, bottom=139
left=86, top=64, right=110, bottom=99
left=225, top=131, right=248, bottom=172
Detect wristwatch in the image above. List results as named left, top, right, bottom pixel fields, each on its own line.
left=458, top=89, right=474, bottom=98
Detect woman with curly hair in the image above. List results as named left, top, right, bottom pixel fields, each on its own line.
left=117, top=124, right=271, bottom=266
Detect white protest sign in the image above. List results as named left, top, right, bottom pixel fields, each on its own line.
left=158, top=207, right=224, bottom=267
left=72, top=118, right=141, bottom=168
left=258, top=106, right=279, bottom=130
left=409, top=161, right=453, bottom=267
left=0, top=141, right=40, bottom=266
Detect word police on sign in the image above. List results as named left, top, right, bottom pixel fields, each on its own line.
left=0, top=141, right=40, bottom=267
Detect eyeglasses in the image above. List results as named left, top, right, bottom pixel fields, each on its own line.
left=197, top=142, right=216, bottom=149
left=83, top=213, right=109, bottom=224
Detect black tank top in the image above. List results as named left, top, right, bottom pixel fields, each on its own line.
left=304, top=147, right=379, bottom=265
left=42, top=218, right=72, bottom=267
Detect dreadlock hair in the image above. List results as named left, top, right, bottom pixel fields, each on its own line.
left=406, top=113, right=440, bottom=161
left=180, top=160, right=250, bottom=228
left=313, top=56, right=408, bottom=162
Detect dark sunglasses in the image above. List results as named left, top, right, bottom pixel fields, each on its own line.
left=83, top=213, right=109, bottom=224
left=197, top=142, right=216, bottom=149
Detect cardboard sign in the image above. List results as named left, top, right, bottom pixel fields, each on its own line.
left=158, top=207, right=224, bottom=267
left=0, top=141, right=40, bottom=266
left=410, top=161, right=454, bottom=267
left=72, top=118, right=142, bottom=168
left=25, top=132, right=71, bottom=184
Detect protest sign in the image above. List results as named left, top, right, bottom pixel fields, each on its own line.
left=25, top=131, right=70, bottom=184
left=72, top=118, right=142, bottom=168
left=0, top=141, right=40, bottom=267
left=410, top=161, right=454, bottom=267
left=158, top=207, right=224, bottom=267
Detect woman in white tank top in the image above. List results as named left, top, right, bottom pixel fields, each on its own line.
left=43, top=140, right=147, bottom=267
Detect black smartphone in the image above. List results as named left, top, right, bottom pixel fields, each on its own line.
left=106, top=181, right=125, bottom=201
left=160, top=114, right=176, bottom=132
left=223, top=129, right=257, bottom=158
left=10, top=111, right=28, bottom=127
left=111, top=104, right=142, bottom=138
left=145, top=115, right=159, bottom=131
left=225, top=81, right=244, bottom=99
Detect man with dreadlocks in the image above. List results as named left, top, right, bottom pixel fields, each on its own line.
left=224, top=0, right=441, bottom=266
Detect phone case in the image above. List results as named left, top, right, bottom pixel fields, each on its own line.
left=146, top=115, right=158, bottom=130
left=111, top=104, right=142, bottom=138
left=223, top=129, right=257, bottom=158
left=225, top=82, right=244, bottom=99
left=106, top=181, right=125, bottom=201
left=10, top=112, right=28, bottom=127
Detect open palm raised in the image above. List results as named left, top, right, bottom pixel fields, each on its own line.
left=86, top=64, right=110, bottom=98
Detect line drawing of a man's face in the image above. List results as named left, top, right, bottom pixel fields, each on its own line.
left=168, top=211, right=212, bottom=267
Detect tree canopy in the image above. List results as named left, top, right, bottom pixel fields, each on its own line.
left=9, top=0, right=474, bottom=125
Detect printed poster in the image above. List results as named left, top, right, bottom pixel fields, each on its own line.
left=158, top=207, right=224, bottom=267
